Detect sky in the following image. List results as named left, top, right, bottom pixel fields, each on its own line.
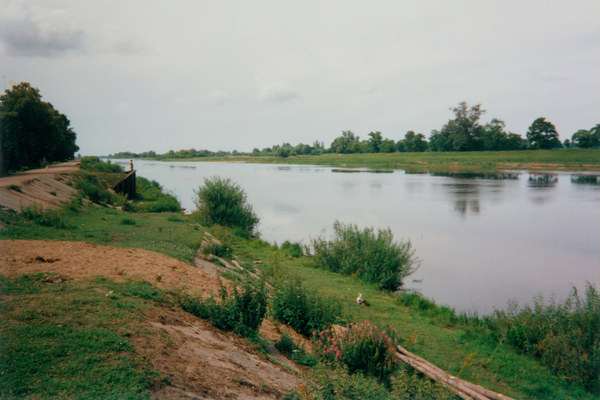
left=1, top=0, right=599, bottom=156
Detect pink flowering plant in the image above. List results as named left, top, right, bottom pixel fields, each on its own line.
left=312, top=320, right=400, bottom=382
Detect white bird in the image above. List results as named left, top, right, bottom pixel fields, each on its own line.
left=356, top=293, right=370, bottom=306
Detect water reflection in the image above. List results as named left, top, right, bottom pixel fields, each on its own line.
left=332, top=168, right=394, bottom=174
left=571, top=175, right=600, bottom=185
left=431, top=172, right=520, bottom=180
left=528, top=174, right=558, bottom=188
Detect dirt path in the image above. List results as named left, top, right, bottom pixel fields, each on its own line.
left=0, top=240, right=305, bottom=399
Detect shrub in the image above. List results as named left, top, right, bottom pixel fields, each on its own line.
left=167, top=216, right=184, bottom=222
left=312, top=320, right=400, bottom=384
left=120, top=218, right=136, bottom=226
left=486, top=283, right=600, bottom=393
left=20, top=203, right=74, bottom=229
left=281, top=240, right=303, bottom=258
left=179, top=278, right=267, bottom=338
left=132, top=177, right=181, bottom=213
left=199, top=242, right=232, bottom=260
left=7, top=184, right=21, bottom=192
left=75, top=176, right=126, bottom=205
left=310, top=221, right=418, bottom=291
left=275, top=333, right=318, bottom=366
left=270, top=276, right=342, bottom=337
left=192, top=176, right=259, bottom=234
left=80, top=156, right=124, bottom=173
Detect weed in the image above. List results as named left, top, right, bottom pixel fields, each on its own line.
left=7, top=184, right=21, bottom=192
left=167, top=215, right=184, bottom=222
left=281, top=240, right=303, bottom=258
left=120, top=218, right=137, bottom=226
left=80, top=156, right=124, bottom=173
left=270, top=276, right=342, bottom=337
left=275, top=333, right=318, bottom=366
left=20, top=203, right=74, bottom=229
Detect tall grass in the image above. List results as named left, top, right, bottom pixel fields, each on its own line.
left=80, top=156, right=124, bottom=173
left=131, top=177, right=181, bottom=213
left=75, top=175, right=126, bottom=205
left=483, top=283, right=600, bottom=393
left=20, top=203, right=74, bottom=229
left=179, top=278, right=267, bottom=338
left=270, top=276, right=342, bottom=337
left=310, top=221, right=418, bottom=291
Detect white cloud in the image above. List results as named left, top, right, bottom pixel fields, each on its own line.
left=0, top=1, right=85, bottom=57
left=256, top=78, right=299, bottom=103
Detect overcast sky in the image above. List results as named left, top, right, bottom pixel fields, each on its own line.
left=1, top=1, right=598, bottom=155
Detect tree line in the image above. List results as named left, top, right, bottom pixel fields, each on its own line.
left=0, top=83, right=79, bottom=175
left=111, top=102, right=599, bottom=160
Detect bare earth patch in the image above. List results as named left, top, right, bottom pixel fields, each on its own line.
left=0, top=240, right=303, bottom=399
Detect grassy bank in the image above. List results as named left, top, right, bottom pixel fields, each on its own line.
left=151, top=148, right=600, bottom=172
left=1, top=164, right=598, bottom=398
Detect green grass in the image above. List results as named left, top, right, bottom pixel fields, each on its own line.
left=1, top=191, right=598, bottom=399
left=0, top=273, right=171, bottom=399
left=231, top=148, right=600, bottom=172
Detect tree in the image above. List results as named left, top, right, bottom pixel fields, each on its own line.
left=429, top=102, right=486, bottom=152
left=571, top=125, right=600, bottom=148
left=527, top=118, right=560, bottom=149
left=379, top=139, right=397, bottom=153
left=403, top=131, right=428, bottom=152
left=0, top=82, right=79, bottom=175
left=367, top=131, right=383, bottom=153
left=330, top=131, right=360, bottom=154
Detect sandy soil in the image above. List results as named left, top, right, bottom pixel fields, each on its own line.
left=0, top=240, right=306, bottom=399
left=0, top=160, right=82, bottom=212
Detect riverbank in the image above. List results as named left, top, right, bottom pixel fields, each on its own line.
left=132, top=148, right=600, bottom=172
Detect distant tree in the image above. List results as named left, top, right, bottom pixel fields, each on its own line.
left=571, top=125, right=600, bottom=148
left=0, top=82, right=79, bottom=174
left=563, top=139, right=571, bottom=148
left=379, top=139, right=397, bottom=153
left=330, top=131, right=360, bottom=154
left=403, top=131, right=428, bottom=152
left=367, top=131, right=383, bottom=153
left=429, top=102, right=486, bottom=152
left=527, top=118, right=560, bottom=149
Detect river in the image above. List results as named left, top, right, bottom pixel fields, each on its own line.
left=113, top=159, right=600, bottom=314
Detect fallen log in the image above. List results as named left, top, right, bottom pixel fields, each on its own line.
left=396, top=345, right=515, bottom=400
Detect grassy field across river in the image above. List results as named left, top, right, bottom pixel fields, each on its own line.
left=154, top=148, right=600, bottom=172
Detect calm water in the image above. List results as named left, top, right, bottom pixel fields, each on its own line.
left=114, top=159, right=600, bottom=314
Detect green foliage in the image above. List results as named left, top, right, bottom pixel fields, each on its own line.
left=527, top=117, right=561, bottom=149
left=199, top=242, right=233, bottom=259
left=132, top=177, right=181, bottom=213
left=270, top=276, right=342, bottom=337
left=0, top=82, right=79, bottom=174
left=485, top=283, right=600, bottom=393
left=80, top=156, right=124, bottom=173
left=310, top=221, right=418, bottom=291
left=179, top=278, right=267, bottom=337
left=75, top=175, right=126, bottom=205
left=571, top=125, right=600, bottom=149
left=281, top=240, right=303, bottom=258
left=275, top=333, right=318, bottom=366
left=402, top=131, right=428, bottom=152
left=7, top=184, right=21, bottom=192
left=192, top=175, right=259, bottom=234
left=20, top=203, right=74, bottom=229
left=0, top=274, right=168, bottom=399
left=313, top=320, right=400, bottom=384
left=120, top=218, right=137, bottom=226
left=429, top=102, right=486, bottom=152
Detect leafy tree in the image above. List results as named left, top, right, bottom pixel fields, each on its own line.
left=330, top=131, right=361, bottom=154
left=527, top=117, right=560, bottom=149
left=379, top=139, right=396, bottom=153
left=193, top=176, right=259, bottom=234
left=429, top=102, right=486, bottom=152
left=403, top=131, right=428, bottom=152
left=0, top=82, right=79, bottom=174
left=367, top=131, right=383, bottom=153
left=571, top=125, right=600, bottom=148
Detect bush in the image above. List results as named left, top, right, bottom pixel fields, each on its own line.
left=270, top=276, right=342, bottom=337
left=281, top=240, right=303, bottom=258
left=192, top=176, right=259, bottom=234
left=75, top=176, right=126, bottom=205
left=312, top=320, right=400, bottom=384
left=132, top=177, right=181, bottom=213
left=199, top=242, right=232, bottom=259
left=485, top=283, right=600, bottom=393
left=275, top=333, right=317, bottom=366
left=80, top=156, right=124, bottom=173
left=120, top=218, right=136, bottom=226
left=179, top=278, right=267, bottom=338
left=20, top=203, right=74, bottom=229
left=310, top=221, right=418, bottom=291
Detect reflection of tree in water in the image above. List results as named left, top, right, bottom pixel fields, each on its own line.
left=528, top=174, right=558, bottom=188
left=436, top=173, right=518, bottom=216
left=571, top=175, right=600, bottom=185
left=528, top=174, right=558, bottom=205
